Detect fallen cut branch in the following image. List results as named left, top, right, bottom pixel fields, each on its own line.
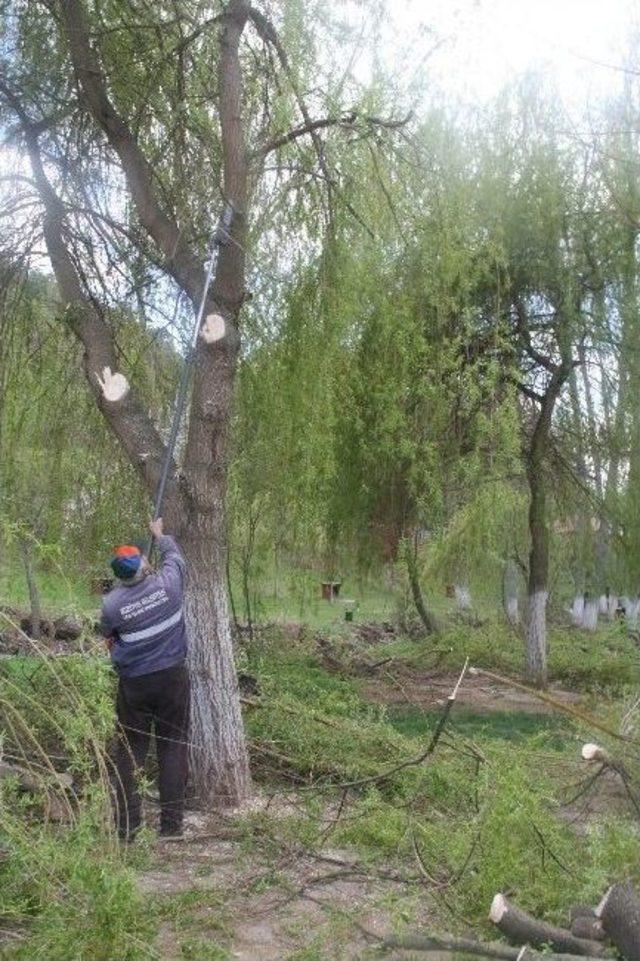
left=581, top=743, right=640, bottom=819
left=335, top=658, right=469, bottom=790
left=570, top=906, right=597, bottom=921
left=597, top=883, right=640, bottom=961
left=570, top=917, right=605, bottom=942
left=379, top=931, right=598, bottom=960
left=470, top=667, right=638, bottom=746
left=490, top=894, right=608, bottom=957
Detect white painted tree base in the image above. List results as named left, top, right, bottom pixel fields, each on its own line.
left=571, top=595, right=585, bottom=627
left=454, top=585, right=471, bottom=610
left=525, top=590, right=547, bottom=685
left=583, top=601, right=598, bottom=631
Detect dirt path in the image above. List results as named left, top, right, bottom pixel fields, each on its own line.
left=359, top=667, right=583, bottom=715
left=136, top=809, right=432, bottom=960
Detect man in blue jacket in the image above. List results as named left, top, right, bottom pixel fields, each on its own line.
left=101, top=518, right=189, bottom=841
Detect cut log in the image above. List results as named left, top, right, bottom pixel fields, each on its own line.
left=0, top=762, right=73, bottom=792
left=53, top=615, right=83, bottom=641
left=570, top=918, right=605, bottom=942
left=582, top=743, right=609, bottom=763
left=19, top=616, right=54, bottom=638
left=597, top=883, right=640, bottom=961
left=490, top=894, right=607, bottom=957
left=570, top=906, right=597, bottom=922
left=381, top=932, right=603, bottom=961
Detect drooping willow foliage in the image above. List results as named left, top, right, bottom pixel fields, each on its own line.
left=2, top=19, right=640, bottom=610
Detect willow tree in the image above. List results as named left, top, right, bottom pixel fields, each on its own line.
left=478, top=84, right=608, bottom=686
left=0, top=0, right=403, bottom=803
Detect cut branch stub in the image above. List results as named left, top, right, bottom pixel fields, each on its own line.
left=200, top=313, right=226, bottom=344
left=95, top=367, right=129, bottom=402
left=582, top=743, right=609, bottom=763
left=490, top=894, right=608, bottom=957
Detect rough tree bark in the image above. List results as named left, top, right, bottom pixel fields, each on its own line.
left=403, top=537, right=439, bottom=634
left=18, top=537, right=41, bottom=641
left=516, top=299, right=575, bottom=687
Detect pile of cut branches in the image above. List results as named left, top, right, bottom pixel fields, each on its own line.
left=379, top=884, right=640, bottom=960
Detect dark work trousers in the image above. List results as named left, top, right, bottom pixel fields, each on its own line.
left=112, top=662, right=190, bottom=837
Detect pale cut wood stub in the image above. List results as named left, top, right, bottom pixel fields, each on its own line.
left=490, top=893, right=508, bottom=923
left=200, top=313, right=226, bottom=343
left=582, top=743, right=608, bottom=763
left=95, top=367, right=129, bottom=402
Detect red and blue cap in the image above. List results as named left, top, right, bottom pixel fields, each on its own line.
left=111, top=544, right=142, bottom=581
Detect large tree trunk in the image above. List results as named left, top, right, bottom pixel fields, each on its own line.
left=178, top=0, right=252, bottom=804
left=518, top=297, right=574, bottom=688
left=18, top=537, right=41, bottom=641
left=525, top=458, right=549, bottom=687
left=403, top=538, right=438, bottom=634
left=12, top=0, right=254, bottom=807
left=182, top=522, right=250, bottom=805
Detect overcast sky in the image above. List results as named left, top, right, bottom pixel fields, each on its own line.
left=344, top=0, right=639, bottom=111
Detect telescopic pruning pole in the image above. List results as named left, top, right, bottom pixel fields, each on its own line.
left=147, top=201, right=234, bottom=555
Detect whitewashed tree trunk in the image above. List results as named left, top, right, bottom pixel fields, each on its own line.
left=607, top=594, right=619, bottom=620
left=502, top=560, right=520, bottom=627
left=571, top=594, right=585, bottom=627
left=583, top=599, right=599, bottom=631
left=625, top=598, right=638, bottom=629
left=454, top=585, right=472, bottom=610
left=525, top=591, right=547, bottom=684
left=598, top=594, right=608, bottom=615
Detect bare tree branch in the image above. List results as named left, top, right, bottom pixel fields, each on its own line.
left=59, top=0, right=205, bottom=306
left=257, top=110, right=412, bottom=158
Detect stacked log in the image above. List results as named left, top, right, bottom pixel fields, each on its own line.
left=490, top=895, right=606, bottom=957
left=378, top=883, right=640, bottom=959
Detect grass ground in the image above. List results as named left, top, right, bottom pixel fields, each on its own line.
left=1, top=571, right=639, bottom=959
